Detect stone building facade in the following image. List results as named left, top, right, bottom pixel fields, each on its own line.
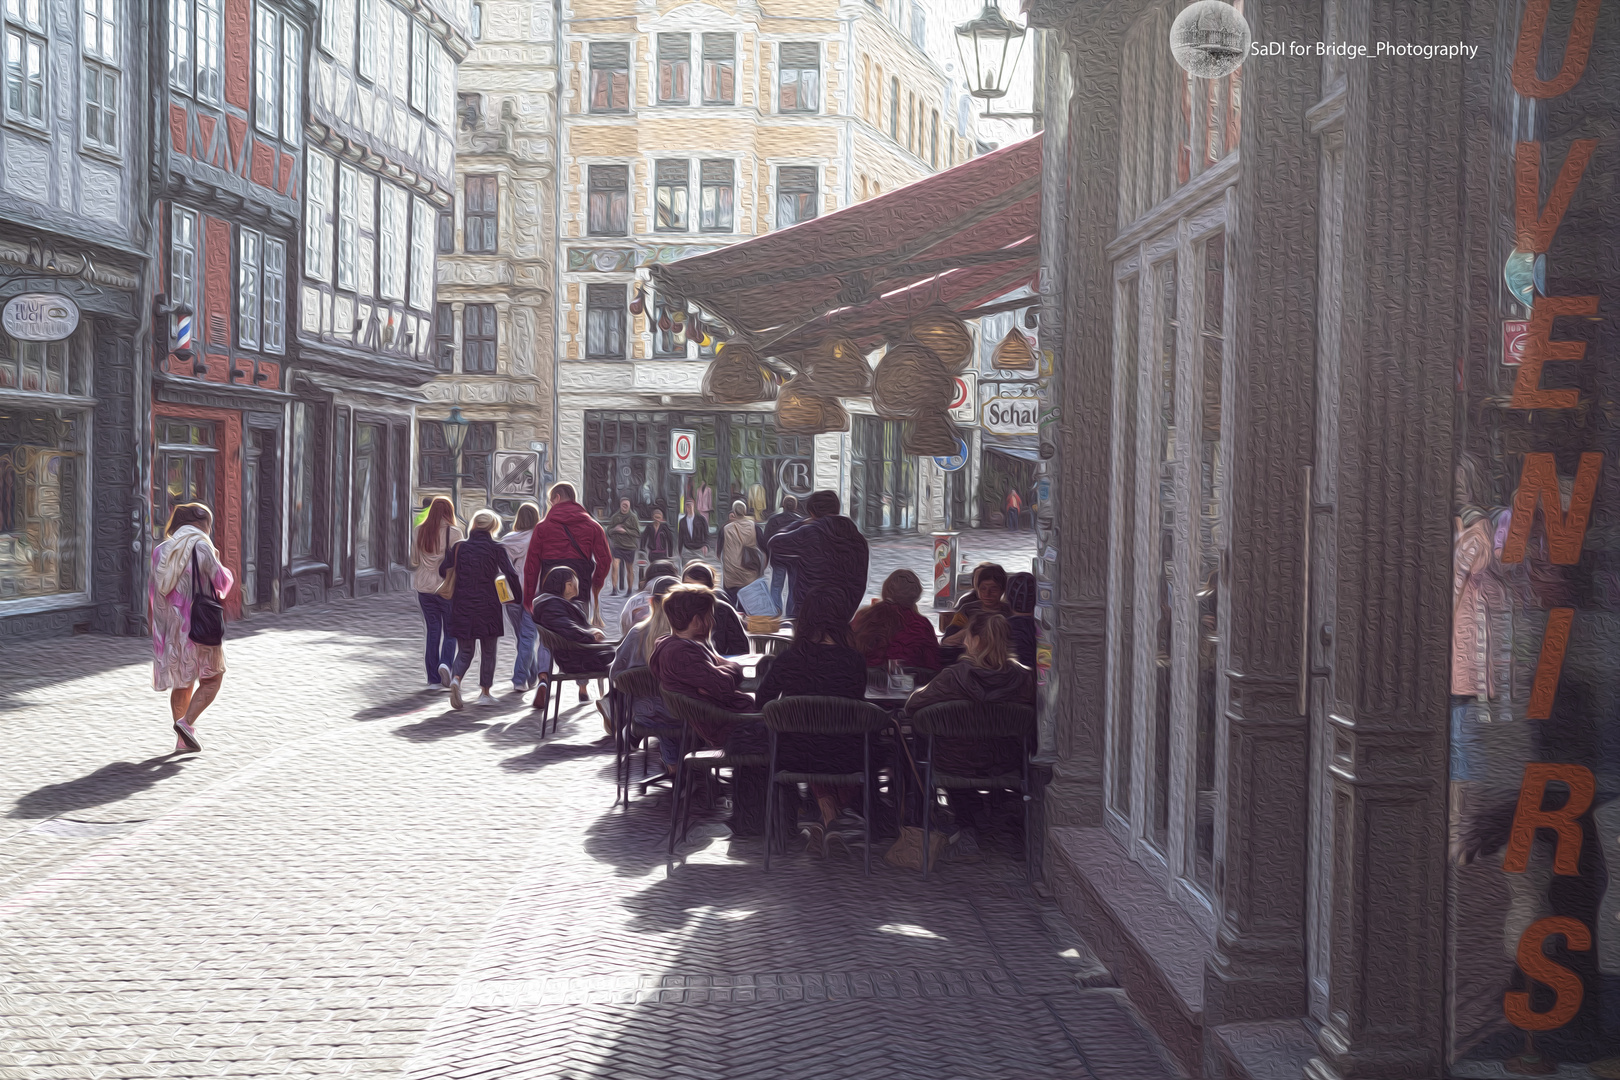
left=421, top=0, right=559, bottom=523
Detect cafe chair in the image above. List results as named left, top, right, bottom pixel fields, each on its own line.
left=533, top=625, right=615, bottom=738
left=761, top=696, right=893, bottom=876
left=609, top=667, right=666, bottom=806
left=909, top=702, right=1037, bottom=880
left=659, top=691, right=766, bottom=857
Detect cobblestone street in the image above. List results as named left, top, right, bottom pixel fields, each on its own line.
left=0, top=531, right=1181, bottom=1080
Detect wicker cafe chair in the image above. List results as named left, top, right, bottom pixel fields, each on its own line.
left=908, top=702, right=1037, bottom=880
left=609, top=666, right=666, bottom=807
left=659, top=691, right=766, bottom=857
left=761, top=696, right=893, bottom=876
left=533, top=624, right=614, bottom=737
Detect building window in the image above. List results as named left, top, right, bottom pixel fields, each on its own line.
left=469, top=2, right=481, bottom=39
left=195, top=0, right=222, bottom=103
left=463, top=303, right=496, bottom=373
left=356, top=0, right=375, bottom=81
left=457, top=91, right=480, bottom=129
left=80, top=0, right=115, bottom=69
left=776, top=166, right=817, bottom=229
left=170, top=206, right=198, bottom=312
left=589, top=42, right=629, bottom=113
left=428, top=36, right=451, bottom=127
left=889, top=76, right=899, bottom=139
left=651, top=296, right=682, bottom=358
left=464, top=174, right=497, bottom=253
left=585, top=283, right=625, bottom=359
left=304, top=149, right=333, bottom=281
left=851, top=416, right=916, bottom=533
left=336, top=163, right=358, bottom=290
left=290, top=403, right=315, bottom=560
left=280, top=20, right=301, bottom=145
left=654, top=159, right=688, bottom=232
left=254, top=6, right=279, bottom=135
left=909, top=2, right=926, bottom=49
left=169, top=0, right=191, bottom=92
left=378, top=182, right=407, bottom=301
left=587, top=164, right=628, bottom=237
left=355, top=169, right=375, bottom=297
left=262, top=238, right=285, bottom=354
left=656, top=32, right=688, bottom=105
left=82, top=60, right=118, bottom=151
left=0, top=335, right=84, bottom=395
left=238, top=227, right=262, bottom=350
left=409, top=196, right=434, bottom=311
left=433, top=302, right=454, bottom=371
left=419, top=419, right=494, bottom=490
left=930, top=108, right=939, bottom=168
left=699, top=159, right=733, bottom=233
left=701, top=33, right=733, bottom=105
left=4, top=0, right=48, bottom=127
left=777, top=42, right=818, bottom=113
left=320, top=0, right=349, bottom=57
left=409, top=18, right=427, bottom=112
left=906, top=92, right=914, bottom=152
left=436, top=205, right=454, bottom=253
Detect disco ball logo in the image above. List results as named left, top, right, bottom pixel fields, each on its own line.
left=1170, top=1, right=1252, bottom=79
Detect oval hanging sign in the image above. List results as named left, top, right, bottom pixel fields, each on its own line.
left=933, top=437, right=969, bottom=472
left=3, top=293, right=79, bottom=342
left=981, top=395, right=1041, bottom=435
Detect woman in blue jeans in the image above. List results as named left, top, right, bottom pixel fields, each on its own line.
left=499, top=502, right=549, bottom=692
left=410, top=496, right=462, bottom=689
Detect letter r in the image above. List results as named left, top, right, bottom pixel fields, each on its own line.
left=1503, top=763, right=1595, bottom=875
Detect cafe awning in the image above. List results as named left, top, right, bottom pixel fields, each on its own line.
left=649, top=133, right=1042, bottom=360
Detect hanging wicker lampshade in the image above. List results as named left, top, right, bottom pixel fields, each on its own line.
left=775, top=377, right=850, bottom=434
left=796, top=334, right=873, bottom=396
left=701, top=343, right=774, bottom=405
left=992, top=326, right=1037, bottom=371
left=903, top=412, right=965, bottom=456
left=906, top=307, right=974, bottom=372
left=872, top=342, right=954, bottom=419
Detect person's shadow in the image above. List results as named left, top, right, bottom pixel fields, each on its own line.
left=9, top=755, right=188, bottom=820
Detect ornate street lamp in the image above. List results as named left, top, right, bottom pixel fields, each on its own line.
left=954, top=2, right=1026, bottom=101
left=442, top=406, right=471, bottom=511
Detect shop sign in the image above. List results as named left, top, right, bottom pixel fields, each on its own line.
left=1502, top=319, right=1529, bottom=365
left=670, top=429, right=697, bottom=473
left=778, top=457, right=813, bottom=497
left=490, top=452, right=540, bottom=497
left=3, top=293, right=79, bottom=342
left=949, top=373, right=977, bottom=424
left=981, top=396, right=1040, bottom=435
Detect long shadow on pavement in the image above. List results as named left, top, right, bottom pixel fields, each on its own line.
left=9, top=754, right=190, bottom=819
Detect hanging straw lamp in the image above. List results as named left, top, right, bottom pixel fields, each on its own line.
left=701, top=342, right=774, bottom=404
left=872, top=342, right=954, bottom=419
left=992, top=326, right=1037, bottom=370
left=775, top=377, right=850, bottom=434
left=794, top=334, right=872, bottom=396
left=906, top=306, right=974, bottom=372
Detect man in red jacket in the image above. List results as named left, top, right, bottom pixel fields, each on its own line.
left=522, top=482, right=613, bottom=614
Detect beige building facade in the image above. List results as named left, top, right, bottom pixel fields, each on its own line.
left=423, top=0, right=560, bottom=522
left=555, top=0, right=975, bottom=533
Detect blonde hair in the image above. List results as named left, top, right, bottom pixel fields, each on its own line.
left=963, top=611, right=1014, bottom=670
left=638, top=594, right=674, bottom=664
left=469, top=509, right=502, bottom=537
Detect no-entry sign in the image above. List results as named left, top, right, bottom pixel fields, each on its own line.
left=670, top=428, right=697, bottom=473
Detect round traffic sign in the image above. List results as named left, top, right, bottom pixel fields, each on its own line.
left=933, top=437, right=969, bottom=472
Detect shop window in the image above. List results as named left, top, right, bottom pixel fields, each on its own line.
left=464, top=174, right=497, bottom=253
left=775, top=166, right=817, bottom=229
left=0, top=409, right=85, bottom=602
left=354, top=423, right=382, bottom=572
left=155, top=419, right=216, bottom=543
left=850, top=416, right=915, bottom=534
left=4, top=0, right=47, bottom=128
left=698, top=159, right=733, bottom=232
left=778, top=42, right=819, bottom=113
left=432, top=302, right=454, bottom=371
left=588, top=164, right=628, bottom=236
left=463, top=303, right=496, bottom=373
left=0, top=334, right=81, bottom=395
left=654, top=159, right=688, bottom=232
left=585, top=283, right=626, bottom=359
left=589, top=42, right=629, bottom=113
left=289, top=402, right=315, bottom=560
left=656, top=32, right=688, bottom=105
left=701, top=33, right=733, bottom=105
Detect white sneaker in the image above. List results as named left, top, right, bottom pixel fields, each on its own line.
left=475, top=691, right=497, bottom=707
left=448, top=678, right=464, bottom=711
left=512, top=682, right=527, bottom=695
left=437, top=663, right=453, bottom=691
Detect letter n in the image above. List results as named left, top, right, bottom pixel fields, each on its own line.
left=1504, top=917, right=1590, bottom=1030
left=1513, top=0, right=1601, bottom=98
left=1501, top=452, right=1601, bottom=564
left=1503, top=763, right=1595, bottom=875
left=1515, top=140, right=1597, bottom=253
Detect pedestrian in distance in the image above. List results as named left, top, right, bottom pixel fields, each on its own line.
left=149, top=502, right=234, bottom=754
left=438, top=509, right=523, bottom=710
left=499, top=502, right=546, bottom=693
left=677, top=502, right=710, bottom=564
left=605, top=496, right=641, bottom=597
left=719, top=499, right=764, bottom=605
left=523, top=481, right=612, bottom=628
left=411, top=496, right=463, bottom=691
left=764, top=489, right=870, bottom=622
left=640, top=506, right=676, bottom=579
left=761, top=495, right=803, bottom=616
left=532, top=566, right=618, bottom=710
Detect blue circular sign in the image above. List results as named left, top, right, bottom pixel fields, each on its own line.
left=934, top=437, right=969, bottom=473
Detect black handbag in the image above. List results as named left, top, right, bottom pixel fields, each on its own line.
left=187, top=547, right=225, bottom=646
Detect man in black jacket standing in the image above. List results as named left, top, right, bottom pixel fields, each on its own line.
left=765, top=490, right=869, bottom=621
left=677, top=504, right=709, bottom=565
left=760, top=495, right=803, bottom=615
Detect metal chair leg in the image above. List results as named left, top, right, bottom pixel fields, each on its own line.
left=862, top=735, right=872, bottom=877
left=764, top=733, right=778, bottom=872
left=667, top=728, right=690, bottom=857
left=921, top=737, right=934, bottom=880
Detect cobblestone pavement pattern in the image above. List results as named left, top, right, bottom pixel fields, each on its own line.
left=0, top=531, right=1182, bottom=1079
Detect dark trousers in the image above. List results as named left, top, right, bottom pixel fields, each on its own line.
left=612, top=552, right=635, bottom=591
left=418, top=593, right=457, bottom=682
left=452, top=636, right=499, bottom=689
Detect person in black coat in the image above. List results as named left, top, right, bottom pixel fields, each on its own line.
left=677, top=506, right=710, bottom=560
left=680, top=563, right=749, bottom=655
left=439, top=509, right=523, bottom=710
left=532, top=566, right=618, bottom=706
left=765, top=489, right=870, bottom=621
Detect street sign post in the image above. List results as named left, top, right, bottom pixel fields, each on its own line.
left=670, top=429, right=697, bottom=473
left=949, top=373, right=977, bottom=424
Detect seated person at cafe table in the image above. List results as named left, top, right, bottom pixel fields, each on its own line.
left=620, top=559, right=680, bottom=636
left=532, top=567, right=617, bottom=709
left=648, top=585, right=757, bottom=749
left=941, top=562, right=1010, bottom=650
left=1005, top=572, right=1039, bottom=669
left=754, top=591, right=871, bottom=850
left=850, top=568, right=941, bottom=671
left=609, top=575, right=683, bottom=773
left=680, top=562, right=750, bottom=657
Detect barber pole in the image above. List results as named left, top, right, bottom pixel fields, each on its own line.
left=174, top=310, right=192, bottom=353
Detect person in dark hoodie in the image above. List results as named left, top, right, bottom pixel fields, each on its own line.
left=1004, top=572, right=1039, bottom=668
left=761, top=495, right=803, bottom=614
left=680, top=562, right=749, bottom=656
left=532, top=566, right=617, bottom=708
left=765, top=489, right=869, bottom=621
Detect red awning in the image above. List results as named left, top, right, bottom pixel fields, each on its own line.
left=649, top=133, right=1041, bottom=358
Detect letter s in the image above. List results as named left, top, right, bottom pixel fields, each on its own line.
left=1504, top=917, right=1590, bottom=1031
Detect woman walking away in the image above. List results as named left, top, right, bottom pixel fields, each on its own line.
left=412, top=496, right=463, bottom=690
left=533, top=567, right=618, bottom=711
left=150, top=503, right=234, bottom=753
left=500, top=502, right=545, bottom=693
left=438, top=509, right=523, bottom=710
left=850, top=568, right=941, bottom=671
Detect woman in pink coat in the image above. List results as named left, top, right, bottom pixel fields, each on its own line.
left=149, top=502, right=234, bottom=754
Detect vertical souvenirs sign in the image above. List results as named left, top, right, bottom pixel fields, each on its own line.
left=1449, top=2, right=1619, bottom=1074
